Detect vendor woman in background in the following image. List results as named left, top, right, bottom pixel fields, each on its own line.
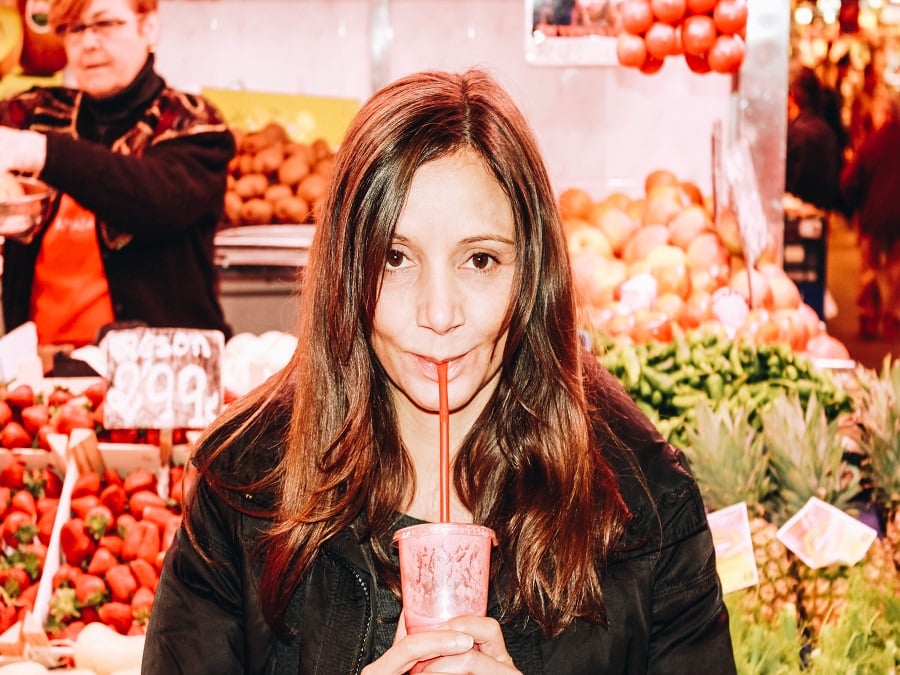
left=0, top=0, right=235, bottom=347
left=144, top=68, right=735, bottom=673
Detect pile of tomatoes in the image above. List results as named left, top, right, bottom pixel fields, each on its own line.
left=616, top=0, right=748, bottom=75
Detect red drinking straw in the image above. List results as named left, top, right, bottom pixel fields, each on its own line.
left=438, top=362, right=450, bottom=522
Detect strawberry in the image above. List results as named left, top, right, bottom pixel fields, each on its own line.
left=47, top=387, right=73, bottom=407
left=36, top=496, right=59, bottom=518
left=70, top=495, right=101, bottom=520
left=1, top=566, right=31, bottom=596
left=52, top=564, right=83, bottom=589
left=18, top=582, right=39, bottom=612
left=128, top=490, right=166, bottom=516
left=84, top=504, right=114, bottom=539
left=0, top=603, right=17, bottom=634
left=20, top=404, right=49, bottom=436
left=121, top=520, right=160, bottom=565
left=45, top=468, right=64, bottom=498
left=1, top=422, right=32, bottom=450
left=0, top=462, right=25, bottom=490
left=11, top=489, right=37, bottom=518
left=0, top=401, right=12, bottom=428
left=56, top=403, right=95, bottom=435
left=128, top=557, right=159, bottom=593
left=37, top=509, right=56, bottom=545
left=116, top=513, right=137, bottom=539
left=105, top=564, right=137, bottom=603
left=35, top=424, right=56, bottom=451
left=22, top=541, right=47, bottom=572
left=98, top=534, right=123, bottom=558
left=105, top=429, right=139, bottom=444
left=2, top=511, right=36, bottom=548
left=98, top=601, right=133, bottom=635
left=86, top=547, right=118, bottom=577
left=131, top=586, right=155, bottom=624
left=60, top=519, right=96, bottom=566
left=81, top=381, right=107, bottom=410
left=99, top=484, right=127, bottom=516
left=72, top=471, right=101, bottom=498
left=0, top=486, right=11, bottom=515
left=74, top=573, right=107, bottom=607
left=123, top=468, right=156, bottom=496
left=103, top=468, right=124, bottom=487
left=4, top=384, right=35, bottom=411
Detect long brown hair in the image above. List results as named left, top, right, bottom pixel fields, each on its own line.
left=188, top=69, right=629, bottom=639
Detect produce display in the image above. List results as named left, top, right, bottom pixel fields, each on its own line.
left=591, top=326, right=853, bottom=447
left=223, top=121, right=335, bottom=227
left=561, top=168, right=852, bottom=361
left=616, top=0, right=748, bottom=74
left=682, top=357, right=900, bottom=673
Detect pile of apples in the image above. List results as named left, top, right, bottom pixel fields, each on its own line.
left=616, top=0, right=748, bottom=75
left=561, top=170, right=851, bottom=360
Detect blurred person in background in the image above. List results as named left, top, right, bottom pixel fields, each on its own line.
left=0, top=0, right=235, bottom=351
left=786, top=64, right=842, bottom=214
left=841, top=88, right=900, bottom=341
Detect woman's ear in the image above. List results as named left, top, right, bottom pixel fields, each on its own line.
left=140, top=10, right=161, bottom=52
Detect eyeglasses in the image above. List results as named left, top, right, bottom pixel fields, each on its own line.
left=54, top=18, right=129, bottom=40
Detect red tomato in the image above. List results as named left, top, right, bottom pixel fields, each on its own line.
left=651, top=0, right=686, bottom=25
left=684, top=51, right=712, bottom=74
left=713, top=0, right=748, bottom=35
left=640, top=54, right=665, bottom=74
left=645, top=21, right=677, bottom=59
left=616, top=32, right=648, bottom=68
left=621, top=0, right=654, bottom=35
left=681, top=14, right=717, bottom=55
left=686, top=0, right=718, bottom=14
left=708, top=33, right=745, bottom=73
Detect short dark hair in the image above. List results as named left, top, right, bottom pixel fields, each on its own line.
left=790, top=65, right=824, bottom=112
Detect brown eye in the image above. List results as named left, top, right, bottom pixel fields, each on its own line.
left=470, top=253, right=493, bottom=270
left=386, top=249, right=405, bottom=268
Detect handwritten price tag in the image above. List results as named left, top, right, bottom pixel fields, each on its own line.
left=101, top=327, right=224, bottom=430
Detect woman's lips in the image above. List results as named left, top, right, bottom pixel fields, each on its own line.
left=415, top=354, right=462, bottom=381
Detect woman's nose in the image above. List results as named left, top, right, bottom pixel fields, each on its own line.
left=416, top=267, right=463, bottom=335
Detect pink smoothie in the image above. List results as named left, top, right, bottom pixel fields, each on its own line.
left=394, top=523, right=495, bottom=632
left=394, top=522, right=496, bottom=673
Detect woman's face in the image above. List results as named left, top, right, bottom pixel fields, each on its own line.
left=60, top=0, right=158, bottom=98
left=371, top=150, right=517, bottom=421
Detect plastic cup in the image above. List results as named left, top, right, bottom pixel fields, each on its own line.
left=393, top=522, right=497, bottom=671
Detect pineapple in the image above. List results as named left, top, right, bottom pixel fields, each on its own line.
left=851, top=356, right=900, bottom=572
left=759, top=392, right=892, bottom=641
left=681, top=399, right=798, bottom=624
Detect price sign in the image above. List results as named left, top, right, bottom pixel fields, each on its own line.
left=725, top=137, right=768, bottom=269
left=101, top=327, right=224, bottom=430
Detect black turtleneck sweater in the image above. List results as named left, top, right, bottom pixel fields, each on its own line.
left=1, top=55, right=236, bottom=342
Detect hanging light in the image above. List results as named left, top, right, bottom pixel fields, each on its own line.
left=795, top=5, right=815, bottom=24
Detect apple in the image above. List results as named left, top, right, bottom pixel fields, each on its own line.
left=622, top=223, right=671, bottom=264
left=686, top=232, right=730, bottom=269
left=594, top=206, right=640, bottom=256
left=568, top=226, right=613, bottom=259
left=669, top=204, right=714, bottom=250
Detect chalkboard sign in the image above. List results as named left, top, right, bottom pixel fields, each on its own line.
left=101, top=327, right=224, bottom=430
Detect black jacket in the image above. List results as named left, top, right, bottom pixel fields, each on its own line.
left=841, top=118, right=900, bottom=242
left=786, top=110, right=842, bottom=212
left=0, top=56, right=235, bottom=341
left=143, top=362, right=736, bottom=674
